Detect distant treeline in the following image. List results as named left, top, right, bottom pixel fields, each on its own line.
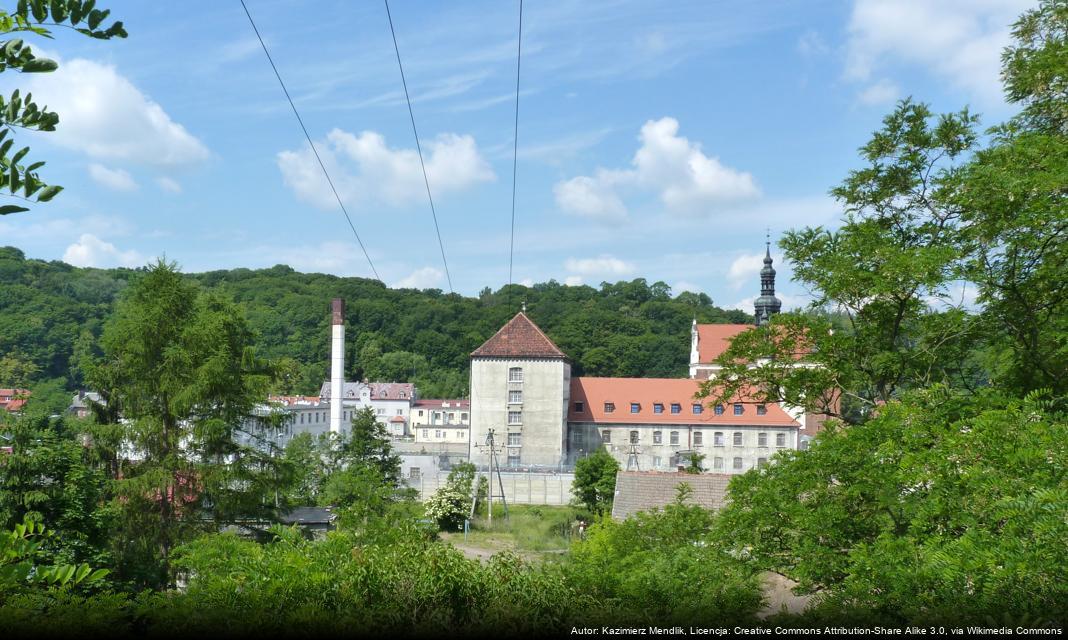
left=0, top=246, right=750, bottom=407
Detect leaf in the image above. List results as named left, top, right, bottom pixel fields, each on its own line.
left=11, top=146, right=29, bottom=165
left=50, top=0, right=68, bottom=23
left=10, top=164, right=20, bottom=192
left=0, top=139, right=13, bottom=158
left=86, top=7, right=107, bottom=30
left=35, top=184, right=61, bottom=202
left=30, top=0, right=48, bottom=22
left=0, top=204, right=29, bottom=215
left=20, top=57, right=57, bottom=73
left=25, top=160, right=44, bottom=172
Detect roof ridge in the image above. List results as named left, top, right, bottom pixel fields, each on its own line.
left=471, top=311, right=567, bottom=359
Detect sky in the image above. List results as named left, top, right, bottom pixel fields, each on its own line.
left=0, top=0, right=1034, bottom=311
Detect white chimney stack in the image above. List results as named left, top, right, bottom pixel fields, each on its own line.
left=329, top=298, right=345, bottom=434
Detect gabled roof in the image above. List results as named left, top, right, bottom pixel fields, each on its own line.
left=471, top=312, right=568, bottom=359
left=695, top=324, right=752, bottom=363
left=569, top=377, right=799, bottom=427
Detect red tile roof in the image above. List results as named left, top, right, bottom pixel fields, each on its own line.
left=0, top=388, right=30, bottom=413
left=695, top=324, right=752, bottom=363
left=569, top=377, right=799, bottom=427
left=413, top=399, right=471, bottom=409
left=389, top=416, right=406, bottom=423
left=471, top=312, right=568, bottom=359
left=369, top=382, right=414, bottom=400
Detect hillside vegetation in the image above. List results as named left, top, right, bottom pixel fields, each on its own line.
left=0, top=246, right=750, bottom=408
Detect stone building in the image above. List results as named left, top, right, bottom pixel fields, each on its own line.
left=468, top=312, right=571, bottom=469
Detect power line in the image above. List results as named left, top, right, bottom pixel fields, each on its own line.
left=238, top=0, right=382, bottom=283
left=508, top=0, right=523, bottom=297
left=383, top=0, right=454, bottom=294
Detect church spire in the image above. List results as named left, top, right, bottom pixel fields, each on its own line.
left=754, top=233, right=782, bottom=326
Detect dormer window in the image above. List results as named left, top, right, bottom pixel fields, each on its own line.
left=630, top=403, right=641, bottom=414
left=574, top=401, right=584, bottom=412
left=604, top=402, right=615, bottom=413
left=653, top=403, right=664, bottom=414
left=670, top=403, right=681, bottom=414
left=733, top=403, right=743, bottom=415
left=757, top=404, right=767, bottom=415
left=714, top=404, right=724, bottom=415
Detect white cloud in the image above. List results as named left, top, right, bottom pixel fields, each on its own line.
left=797, top=30, right=829, bottom=58
left=673, top=281, right=703, bottom=295
left=156, top=177, right=182, bottom=194
left=565, top=276, right=584, bottom=286
left=844, top=0, right=1032, bottom=104
left=857, top=79, right=900, bottom=106
left=564, top=255, right=636, bottom=278
left=394, top=267, right=445, bottom=290
left=277, top=129, right=494, bottom=210
left=554, top=117, right=759, bottom=219
left=727, top=252, right=772, bottom=291
left=63, top=234, right=143, bottom=268
left=19, top=57, right=210, bottom=167
left=87, top=163, right=137, bottom=192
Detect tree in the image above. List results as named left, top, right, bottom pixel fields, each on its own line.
left=572, top=449, right=620, bottom=516
left=424, top=462, right=477, bottom=530
left=342, top=406, right=401, bottom=485
left=0, top=1, right=126, bottom=215
left=87, top=261, right=277, bottom=587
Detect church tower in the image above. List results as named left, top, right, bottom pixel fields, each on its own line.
left=754, top=238, right=782, bottom=326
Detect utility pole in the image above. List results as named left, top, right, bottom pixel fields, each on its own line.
left=474, top=428, right=509, bottom=523
left=626, top=442, right=641, bottom=471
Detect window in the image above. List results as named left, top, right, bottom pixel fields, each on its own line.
left=509, top=390, right=523, bottom=404
left=507, top=454, right=520, bottom=467
left=776, top=433, right=787, bottom=447
left=377, top=407, right=385, bottom=415
left=445, top=413, right=452, bottom=424
left=757, top=457, right=768, bottom=468
left=653, top=456, right=662, bottom=468
left=733, top=457, right=743, bottom=470
left=422, top=429, right=428, bottom=438
left=409, top=468, right=421, bottom=480
left=670, top=431, right=679, bottom=445
left=300, top=413, right=304, bottom=424
left=653, top=403, right=664, bottom=414
left=418, top=410, right=424, bottom=417
left=671, top=403, right=681, bottom=414
left=653, top=431, right=662, bottom=444
left=758, top=432, right=768, bottom=447
left=733, top=403, right=743, bottom=415
left=714, top=457, right=724, bottom=470
left=604, top=402, right=615, bottom=413
left=458, top=430, right=466, bottom=439
left=714, top=432, right=724, bottom=446
left=461, top=413, right=468, bottom=421
left=397, top=409, right=403, bottom=416
left=629, top=430, right=639, bottom=444
left=693, top=431, right=703, bottom=446
left=435, top=430, right=441, bottom=438
left=714, top=404, right=724, bottom=415
left=508, top=367, right=523, bottom=382
left=733, top=432, right=743, bottom=446
left=692, top=404, right=703, bottom=414
left=508, top=411, right=522, bottom=425
left=508, top=433, right=521, bottom=446
left=757, top=404, right=767, bottom=415
left=574, top=401, right=584, bottom=412
left=630, top=403, right=641, bottom=413
left=602, top=430, right=612, bottom=443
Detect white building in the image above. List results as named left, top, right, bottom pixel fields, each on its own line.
left=412, top=399, right=470, bottom=445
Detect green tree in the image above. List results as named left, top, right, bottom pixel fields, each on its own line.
left=87, top=261, right=277, bottom=587
left=0, top=1, right=126, bottom=215
left=342, top=406, right=401, bottom=485
left=572, top=449, right=620, bottom=516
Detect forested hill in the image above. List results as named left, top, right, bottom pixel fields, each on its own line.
left=0, top=246, right=751, bottom=407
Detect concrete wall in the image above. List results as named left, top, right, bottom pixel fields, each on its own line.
left=569, top=422, right=798, bottom=474
left=469, top=358, right=570, bottom=468
left=410, top=471, right=575, bottom=506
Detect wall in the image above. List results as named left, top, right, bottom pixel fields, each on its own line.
left=469, top=357, right=570, bottom=468
left=409, top=471, right=576, bottom=506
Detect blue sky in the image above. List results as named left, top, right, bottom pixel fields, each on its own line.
left=0, top=0, right=1032, bottom=310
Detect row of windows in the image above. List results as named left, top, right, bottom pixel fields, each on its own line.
left=582, top=402, right=768, bottom=416
left=604, top=430, right=788, bottom=447
left=299, top=408, right=406, bottom=425
left=420, top=429, right=468, bottom=439
left=645, top=456, right=770, bottom=471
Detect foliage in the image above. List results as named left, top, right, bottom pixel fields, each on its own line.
left=0, top=518, right=108, bottom=596
left=572, top=449, right=620, bottom=515
left=713, top=388, right=1067, bottom=622
left=86, top=260, right=280, bottom=588
left=684, top=452, right=705, bottom=474
left=567, top=489, right=764, bottom=624
left=0, top=0, right=126, bottom=215
left=0, top=245, right=750, bottom=399
left=424, top=462, right=478, bottom=530
left=343, top=406, right=402, bottom=485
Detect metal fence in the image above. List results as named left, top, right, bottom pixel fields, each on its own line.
left=406, top=471, right=576, bottom=506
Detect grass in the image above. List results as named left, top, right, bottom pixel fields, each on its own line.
left=441, top=504, right=592, bottom=554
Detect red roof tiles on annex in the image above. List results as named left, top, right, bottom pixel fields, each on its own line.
left=470, top=312, right=568, bottom=359
left=695, top=324, right=752, bottom=363
left=413, top=399, right=471, bottom=409
left=569, top=377, right=799, bottom=427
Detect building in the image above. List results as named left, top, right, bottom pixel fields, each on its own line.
left=315, top=381, right=415, bottom=438
left=68, top=390, right=103, bottom=419
left=412, top=399, right=470, bottom=445
left=568, top=377, right=801, bottom=473
left=466, top=239, right=829, bottom=473
left=468, top=312, right=571, bottom=469
left=0, top=388, right=30, bottom=413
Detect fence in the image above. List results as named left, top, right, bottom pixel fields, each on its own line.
left=407, top=471, right=576, bottom=506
